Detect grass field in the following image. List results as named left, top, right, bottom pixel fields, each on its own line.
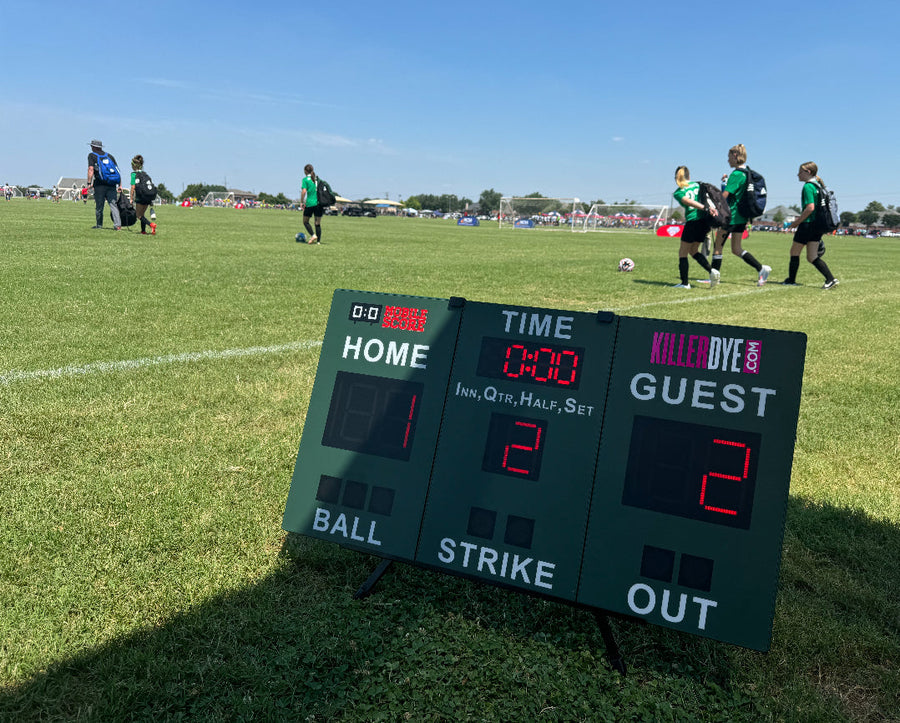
left=1, top=199, right=898, bottom=721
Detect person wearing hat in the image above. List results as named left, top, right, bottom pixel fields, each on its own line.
left=87, top=139, right=122, bottom=230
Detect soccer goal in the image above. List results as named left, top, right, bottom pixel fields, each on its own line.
left=577, top=203, right=669, bottom=232
left=498, top=197, right=587, bottom=230
left=202, top=191, right=235, bottom=207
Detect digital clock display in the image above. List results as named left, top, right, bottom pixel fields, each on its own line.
left=322, top=371, right=423, bottom=461
left=621, top=416, right=760, bottom=529
left=476, top=336, right=585, bottom=389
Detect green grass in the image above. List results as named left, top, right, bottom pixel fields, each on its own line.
left=1, top=200, right=898, bottom=721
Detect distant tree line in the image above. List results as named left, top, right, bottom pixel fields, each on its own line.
left=175, top=183, right=290, bottom=205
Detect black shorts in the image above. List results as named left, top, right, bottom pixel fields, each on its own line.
left=724, top=222, right=747, bottom=234
left=793, top=222, right=822, bottom=244
left=682, top=217, right=712, bottom=244
left=303, top=204, right=323, bottom=219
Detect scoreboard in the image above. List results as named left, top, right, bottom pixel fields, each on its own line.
left=283, top=290, right=806, bottom=651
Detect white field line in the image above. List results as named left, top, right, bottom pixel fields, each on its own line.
left=607, top=278, right=863, bottom=313
left=0, top=340, right=323, bottom=385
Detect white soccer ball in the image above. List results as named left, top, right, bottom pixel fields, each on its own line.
left=618, top=257, right=635, bottom=272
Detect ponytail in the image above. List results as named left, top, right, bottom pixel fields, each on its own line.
left=304, top=163, right=316, bottom=183
left=675, top=166, right=690, bottom=188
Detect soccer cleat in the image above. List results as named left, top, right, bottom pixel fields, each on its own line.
left=150, top=222, right=157, bottom=235
left=782, top=279, right=799, bottom=286
left=822, top=278, right=839, bottom=290
left=709, top=268, right=720, bottom=288
left=308, top=235, right=318, bottom=244
left=757, top=265, right=771, bottom=286
left=672, top=283, right=691, bottom=289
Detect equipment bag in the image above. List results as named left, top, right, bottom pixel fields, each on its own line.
left=737, top=165, right=767, bottom=219
left=812, top=181, right=839, bottom=234
left=95, top=152, right=121, bottom=186
left=113, top=191, right=137, bottom=227
left=316, top=178, right=336, bottom=207
left=134, top=170, right=157, bottom=203
left=698, top=182, right=731, bottom=228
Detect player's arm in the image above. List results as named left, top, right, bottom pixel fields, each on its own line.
left=789, top=203, right=815, bottom=229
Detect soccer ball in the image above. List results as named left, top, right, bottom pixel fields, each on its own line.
left=618, top=257, right=635, bottom=272
left=295, top=232, right=306, bottom=243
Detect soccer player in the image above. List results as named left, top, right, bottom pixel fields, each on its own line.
left=129, top=155, right=157, bottom=235
left=671, top=166, right=715, bottom=289
left=711, top=144, right=771, bottom=286
left=783, top=162, right=839, bottom=289
left=300, top=164, right=323, bottom=244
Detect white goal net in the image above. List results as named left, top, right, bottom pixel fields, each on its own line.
left=498, top=197, right=586, bottom=230
left=577, top=203, right=668, bottom=232
left=202, top=191, right=235, bottom=207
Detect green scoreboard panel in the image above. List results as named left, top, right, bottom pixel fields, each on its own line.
left=282, top=290, right=462, bottom=559
left=283, top=290, right=807, bottom=651
left=577, top=317, right=807, bottom=650
left=416, top=302, right=615, bottom=601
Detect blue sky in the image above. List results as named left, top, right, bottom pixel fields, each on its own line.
left=1, top=1, right=897, bottom=210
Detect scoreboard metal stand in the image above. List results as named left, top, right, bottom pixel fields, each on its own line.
left=283, top=290, right=806, bottom=660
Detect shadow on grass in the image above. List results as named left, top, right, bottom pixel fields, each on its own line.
left=1, top=499, right=897, bottom=721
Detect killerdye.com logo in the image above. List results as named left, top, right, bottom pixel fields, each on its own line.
left=649, top=331, right=761, bottom=375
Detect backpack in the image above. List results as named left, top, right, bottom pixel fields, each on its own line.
left=736, top=165, right=767, bottom=219
left=698, top=182, right=731, bottom=228
left=95, top=152, right=121, bottom=186
left=113, top=191, right=137, bottom=227
left=811, top=181, right=839, bottom=234
left=134, top=170, right=157, bottom=203
left=316, top=178, right=336, bottom=207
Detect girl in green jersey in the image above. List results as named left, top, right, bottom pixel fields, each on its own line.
left=784, top=162, right=838, bottom=289
left=711, top=144, right=771, bottom=286
left=672, top=166, right=715, bottom=289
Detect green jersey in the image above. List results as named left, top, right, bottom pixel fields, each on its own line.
left=801, top=181, right=818, bottom=224
left=725, top=168, right=748, bottom=224
left=301, top=175, right=318, bottom=206
left=673, top=181, right=703, bottom=222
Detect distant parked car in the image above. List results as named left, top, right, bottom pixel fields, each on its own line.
left=341, top=206, right=376, bottom=217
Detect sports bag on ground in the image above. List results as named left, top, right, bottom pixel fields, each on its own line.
left=737, top=165, right=767, bottom=219
left=134, top=170, right=157, bottom=204
left=95, top=152, right=121, bottom=186
left=316, top=178, right=336, bottom=207
left=113, top=191, right=137, bottom=227
left=698, top=182, right=731, bottom=228
left=812, top=181, right=839, bottom=234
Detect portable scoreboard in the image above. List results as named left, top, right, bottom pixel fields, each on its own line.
left=283, top=290, right=807, bottom=651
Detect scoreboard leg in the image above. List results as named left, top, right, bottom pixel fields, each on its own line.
left=354, top=558, right=394, bottom=599
left=593, top=610, right=627, bottom=677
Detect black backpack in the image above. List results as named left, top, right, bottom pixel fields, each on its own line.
left=316, top=178, right=336, bottom=207
left=736, top=165, right=767, bottom=219
left=113, top=191, right=137, bottom=227
left=698, top=182, right=731, bottom=228
left=811, top=181, right=839, bottom=234
left=134, top=170, right=157, bottom=204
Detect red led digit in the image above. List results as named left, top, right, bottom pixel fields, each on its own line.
left=556, top=350, right=579, bottom=386
left=502, top=421, right=543, bottom=476
left=699, top=438, right=753, bottom=516
left=503, top=344, right=528, bottom=378
left=532, top=347, right=555, bottom=382
left=402, top=394, right=418, bottom=449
